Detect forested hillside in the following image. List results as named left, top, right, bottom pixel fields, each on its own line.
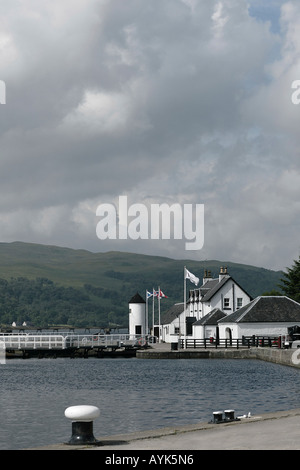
left=0, top=242, right=284, bottom=328
left=0, top=277, right=125, bottom=328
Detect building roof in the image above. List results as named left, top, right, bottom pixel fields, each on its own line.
left=218, top=296, right=300, bottom=323
left=200, top=279, right=219, bottom=296
left=188, top=273, right=253, bottom=304
left=161, top=303, right=184, bottom=325
left=200, top=277, right=229, bottom=301
left=128, top=292, right=146, bottom=304
left=193, top=308, right=226, bottom=326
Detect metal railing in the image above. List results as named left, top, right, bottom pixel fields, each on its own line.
left=179, top=338, right=244, bottom=349
left=65, top=333, right=147, bottom=349
left=1, top=335, right=67, bottom=350
left=0, top=333, right=148, bottom=350
left=180, top=335, right=280, bottom=349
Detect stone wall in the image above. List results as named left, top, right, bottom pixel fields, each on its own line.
left=137, top=346, right=300, bottom=368
left=249, top=347, right=300, bottom=368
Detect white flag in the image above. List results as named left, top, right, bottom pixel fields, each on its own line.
left=185, top=268, right=199, bottom=286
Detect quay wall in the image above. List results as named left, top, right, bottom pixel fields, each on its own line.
left=137, top=347, right=300, bottom=368
left=250, top=347, right=300, bottom=368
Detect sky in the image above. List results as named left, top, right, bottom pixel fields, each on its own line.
left=0, top=0, right=299, bottom=271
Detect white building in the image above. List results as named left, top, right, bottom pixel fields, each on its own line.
left=192, top=308, right=226, bottom=341
left=189, top=266, right=252, bottom=319
left=128, top=292, right=146, bottom=336
left=218, top=296, right=300, bottom=341
left=160, top=303, right=185, bottom=343
left=160, top=266, right=252, bottom=343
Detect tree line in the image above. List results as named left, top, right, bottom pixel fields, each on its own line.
left=0, top=277, right=128, bottom=328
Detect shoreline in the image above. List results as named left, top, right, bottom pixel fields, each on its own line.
left=27, top=408, right=300, bottom=450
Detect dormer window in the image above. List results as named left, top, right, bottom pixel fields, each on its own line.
left=223, top=298, right=230, bottom=309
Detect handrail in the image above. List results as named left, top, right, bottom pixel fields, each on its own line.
left=0, top=333, right=148, bottom=350
left=1, top=335, right=66, bottom=350
left=180, top=335, right=280, bottom=349
left=65, top=334, right=147, bottom=349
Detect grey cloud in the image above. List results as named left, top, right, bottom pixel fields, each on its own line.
left=0, top=0, right=299, bottom=270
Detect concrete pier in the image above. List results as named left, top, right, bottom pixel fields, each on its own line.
left=137, top=343, right=300, bottom=369
left=29, top=408, right=300, bottom=450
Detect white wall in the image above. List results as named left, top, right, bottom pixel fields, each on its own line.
left=162, top=322, right=179, bottom=343
left=129, top=302, right=146, bottom=336
left=218, top=322, right=296, bottom=339
left=192, top=324, right=216, bottom=340
left=189, top=280, right=251, bottom=319
left=161, top=308, right=189, bottom=343
left=202, top=282, right=251, bottom=317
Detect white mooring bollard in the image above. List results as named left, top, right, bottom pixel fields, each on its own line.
left=64, top=405, right=101, bottom=445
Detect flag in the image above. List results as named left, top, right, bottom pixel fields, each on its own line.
left=158, top=288, right=168, bottom=298
left=185, top=268, right=199, bottom=286
left=153, top=288, right=158, bottom=297
left=146, top=290, right=153, bottom=298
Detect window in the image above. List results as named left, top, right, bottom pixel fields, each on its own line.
left=237, top=298, right=243, bottom=309
left=135, top=325, right=142, bottom=335
left=174, top=327, right=180, bottom=334
left=223, top=298, right=230, bottom=309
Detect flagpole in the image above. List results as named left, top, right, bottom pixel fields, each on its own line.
left=152, top=287, right=155, bottom=338
left=183, top=267, right=199, bottom=349
left=184, top=266, right=186, bottom=350
left=158, top=286, right=161, bottom=343
left=145, top=289, right=148, bottom=336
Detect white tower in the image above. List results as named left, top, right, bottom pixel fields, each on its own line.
left=129, top=292, right=146, bottom=336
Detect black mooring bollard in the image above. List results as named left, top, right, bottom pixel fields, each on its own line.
left=224, top=409, right=235, bottom=421
left=64, top=405, right=101, bottom=446
left=212, top=411, right=223, bottom=423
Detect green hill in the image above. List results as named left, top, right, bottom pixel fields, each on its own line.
left=0, top=241, right=284, bottom=328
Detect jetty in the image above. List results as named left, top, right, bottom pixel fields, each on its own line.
left=0, top=332, right=147, bottom=358
left=136, top=341, right=300, bottom=369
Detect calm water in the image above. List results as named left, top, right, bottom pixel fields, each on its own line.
left=0, top=357, right=300, bottom=450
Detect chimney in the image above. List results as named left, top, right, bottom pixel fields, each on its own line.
left=219, top=266, right=228, bottom=282
left=203, top=269, right=211, bottom=285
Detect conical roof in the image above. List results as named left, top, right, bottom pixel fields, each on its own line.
left=128, top=292, right=146, bottom=304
